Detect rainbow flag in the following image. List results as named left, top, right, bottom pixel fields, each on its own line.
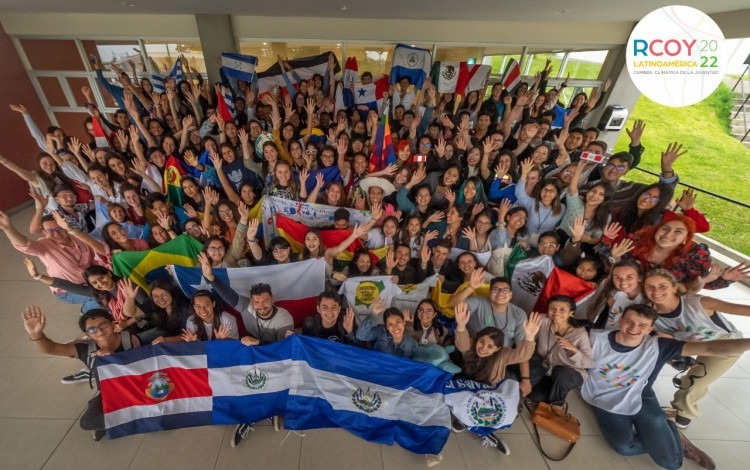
left=164, top=155, right=185, bottom=207
left=368, top=109, right=396, bottom=173
left=112, top=235, right=203, bottom=292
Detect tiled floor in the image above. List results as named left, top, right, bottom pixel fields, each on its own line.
left=1, top=206, right=749, bottom=469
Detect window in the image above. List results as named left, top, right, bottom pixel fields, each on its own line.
left=562, top=50, right=608, bottom=80
left=239, top=41, right=342, bottom=73
left=144, top=41, right=206, bottom=74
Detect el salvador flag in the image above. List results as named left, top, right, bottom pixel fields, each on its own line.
left=221, top=52, right=258, bottom=83
left=442, top=379, right=520, bottom=437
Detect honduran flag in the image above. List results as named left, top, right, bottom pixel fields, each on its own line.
left=354, top=74, right=390, bottom=113
left=443, top=378, right=520, bottom=437
left=390, top=44, right=432, bottom=89
left=171, top=258, right=326, bottom=326
left=369, top=107, right=396, bottom=173
left=500, top=59, right=521, bottom=93
left=257, top=52, right=341, bottom=95
left=220, top=52, right=257, bottom=83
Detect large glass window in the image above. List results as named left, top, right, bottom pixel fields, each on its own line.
left=144, top=41, right=206, bottom=74
left=562, top=50, right=608, bottom=80
left=239, top=41, right=342, bottom=73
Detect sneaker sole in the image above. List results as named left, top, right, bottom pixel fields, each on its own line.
left=674, top=421, right=690, bottom=429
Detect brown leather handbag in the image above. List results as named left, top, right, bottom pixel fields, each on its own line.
left=529, top=401, right=580, bottom=460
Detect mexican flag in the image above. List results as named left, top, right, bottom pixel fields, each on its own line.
left=431, top=62, right=491, bottom=97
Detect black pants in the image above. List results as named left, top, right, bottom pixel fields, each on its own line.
left=528, top=355, right=583, bottom=404
left=79, top=393, right=105, bottom=431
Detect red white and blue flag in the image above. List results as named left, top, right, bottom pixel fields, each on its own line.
left=354, top=74, right=390, bottom=114
left=500, top=59, right=521, bottom=93
left=97, top=336, right=452, bottom=454
left=170, top=258, right=326, bottom=327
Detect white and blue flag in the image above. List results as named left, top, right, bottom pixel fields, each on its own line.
left=221, top=52, right=258, bottom=83
left=390, top=44, right=432, bottom=89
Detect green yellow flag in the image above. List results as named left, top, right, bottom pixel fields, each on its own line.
left=112, top=234, right=204, bottom=292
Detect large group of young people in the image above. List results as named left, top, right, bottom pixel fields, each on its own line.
left=4, top=52, right=750, bottom=470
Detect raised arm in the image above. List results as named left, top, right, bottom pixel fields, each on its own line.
left=52, top=211, right=106, bottom=256
left=0, top=154, right=38, bottom=186
left=22, top=306, right=78, bottom=357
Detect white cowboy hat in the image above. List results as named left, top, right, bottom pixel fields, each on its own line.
left=358, top=177, right=396, bottom=196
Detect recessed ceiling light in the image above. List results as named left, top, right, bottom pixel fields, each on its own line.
left=340, top=5, right=347, bottom=11
left=262, top=42, right=268, bottom=45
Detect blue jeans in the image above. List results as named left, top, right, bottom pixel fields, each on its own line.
left=593, top=393, right=682, bottom=470
left=54, top=291, right=100, bottom=314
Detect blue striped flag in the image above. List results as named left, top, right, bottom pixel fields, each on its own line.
left=97, top=336, right=453, bottom=454
left=389, top=44, right=432, bottom=89
left=221, top=52, right=258, bottom=83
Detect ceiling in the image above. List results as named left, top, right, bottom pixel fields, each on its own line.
left=0, top=0, right=747, bottom=22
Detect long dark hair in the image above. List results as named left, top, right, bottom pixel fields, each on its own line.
left=533, top=178, right=563, bottom=216
left=301, top=228, right=324, bottom=260
left=348, top=248, right=375, bottom=276
left=148, top=279, right=189, bottom=335
left=619, top=182, right=675, bottom=234
left=101, top=222, right=128, bottom=251
left=83, top=265, right=121, bottom=307
left=36, top=153, right=75, bottom=191
left=189, top=290, right=224, bottom=341
left=413, top=299, right=445, bottom=338
left=585, top=182, right=615, bottom=233
left=460, top=327, right=505, bottom=384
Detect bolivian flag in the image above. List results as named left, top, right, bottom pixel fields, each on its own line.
left=274, top=214, right=387, bottom=269
left=112, top=235, right=204, bottom=292
left=164, top=155, right=185, bottom=207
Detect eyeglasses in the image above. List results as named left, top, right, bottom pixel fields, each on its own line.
left=419, top=143, right=431, bottom=148
left=186, top=226, right=201, bottom=234
left=640, top=193, right=660, bottom=202
left=305, top=150, right=318, bottom=155
left=490, top=287, right=511, bottom=294
left=539, top=242, right=558, bottom=248
left=207, top=246, right=225, bottom=252
left=540, top=187, right=557, bottom=194
left=417, top=308, right=435, bottom=314
left=45, top=227, right=65, bottom=234
left=605, top=163, right=627, bottom=172
left=476, top=220, right=492, bottom=226
left=85, top=321, right=112, bottom=336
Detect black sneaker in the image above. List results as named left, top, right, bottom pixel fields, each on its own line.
left=675, top=414, right=691, bottom=429
left=481, top=433, right=510, bottom=455
left=451, top=418, right=466, bottom=433
left=92, top=430, right=106, bottom=441
left=230, top=423, right=254, bottom=447
left=61, top=368, right=91, bottom=384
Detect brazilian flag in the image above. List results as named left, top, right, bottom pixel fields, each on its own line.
left=112, top=235, right=203, bottom=292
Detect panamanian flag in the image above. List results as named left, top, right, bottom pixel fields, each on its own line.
left=97, top=335, right=452, bottom=454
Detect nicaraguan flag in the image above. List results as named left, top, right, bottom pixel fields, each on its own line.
left=443, top=379, right=520, bottom=437
left=284, top=336, right=452, bottom=454
left=221, top=52, right=257, bottom=83
left=170, top=258, right=326, bottom=326
left=390, top=44, right=432, bottom=89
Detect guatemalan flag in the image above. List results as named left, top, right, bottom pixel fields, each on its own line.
left=97, top=335, right=452, bottom=454
left=170, top=258, right=326, bottom=326
left=220, top=52, right=258, bottom=83
left=390, top=44, right=432, bottom=89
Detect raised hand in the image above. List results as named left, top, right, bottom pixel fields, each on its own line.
left=676, top=188, right=697, bottom=212
left=343, top=307, right=355, bottom=334
left=51, top=210, right=71, bottom=231
left=444, top=188, right=455, bottom=206
left=720, top=262, right=750, bottom=282
left=471, top=202, right=485, bottom=217
left=519, top=158, right=534, bottom=178
left=495, top=198, right=512, bottom=221
left=403, top=308, right=413, bottom=323
left=22, top=305, right=46, bottom=338
left=209, top=150, right=223, bottom=170
left=469, top=267, right=485, bottom=289
left=462, top=226, right=477, bottom=243
left=156, top=212, right=171, bottom=229
left=454, top=302, right=471, bottom=330
left=183, top=204, right=198, bottom=219
left=522, top=311, right=543, bottom=339
left=197, top=252, right=215, bottom=280
left=625, top=119, right=646, bottom=146
left=29, top=189, right=47, bottom=208
left=602, top=221, right=622, bottom=240
left=385, top=249, right=396, bottom=271
left=246, top=218, right=260, bottom=240
left=660, top=142, right=687, bottom=173
left=435, top=137, right=446, bottom=158
left=9, top=104, right=28, bottom=114
left=183, top=149, right=199, bottom=168
left=569, top=215, right=586, bottom=242
left=408, top=166, right=427, bottom=187
left=238, top=128, right=249, bottom=146
left=371, top=297, right=387, bottom=316
left=426, top=210, right=445, bottom=224
left=118, top=278, right=140, bottom=299
left=611, top=238, right=635, bottom=260
left=130, top=157, right=148, bottom=176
